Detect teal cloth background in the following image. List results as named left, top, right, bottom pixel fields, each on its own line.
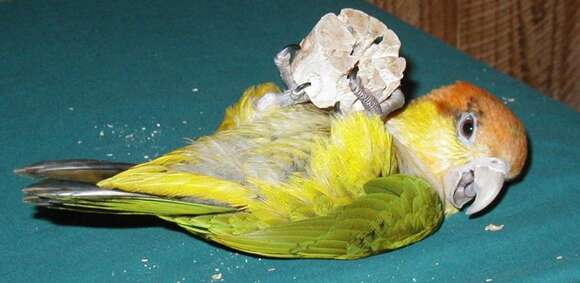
left=1, top=1, right=579, bottom=282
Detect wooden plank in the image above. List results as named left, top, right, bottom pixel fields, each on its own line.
left=369, top=0, right=580, bottom=110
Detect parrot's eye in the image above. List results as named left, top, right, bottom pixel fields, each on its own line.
left=458, top=112, right=477, bottom=144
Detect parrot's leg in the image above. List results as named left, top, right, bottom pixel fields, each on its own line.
left=348, top=66, right=383, bottom=115
left=348, top=66, right=405, bottom=117
left=378, top=89, right=405, bottom=116
left=256, top=82, right=311, bottom=111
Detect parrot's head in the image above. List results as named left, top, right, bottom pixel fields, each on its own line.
left=386, top=82, right=527, bottom=215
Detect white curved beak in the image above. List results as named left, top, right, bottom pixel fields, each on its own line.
left=444, top=157, right=509, bottom=215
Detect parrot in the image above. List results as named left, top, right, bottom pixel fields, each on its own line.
left=15, top=46, right=527, bottom=259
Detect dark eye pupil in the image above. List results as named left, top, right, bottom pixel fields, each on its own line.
left=462, top=118, right=474, bottom=138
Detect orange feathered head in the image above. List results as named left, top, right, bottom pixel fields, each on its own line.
left=387, top=81, right=528, bottom=215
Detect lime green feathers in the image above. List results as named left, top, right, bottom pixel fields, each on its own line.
left=197, top=175, right=443, bottom=259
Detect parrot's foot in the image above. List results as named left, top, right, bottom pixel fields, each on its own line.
left=257, top=44, right=311, bottom=112
left=348, top=66, right=405, bottom=117
left=273, top=44, right=310, bottom=103
left=274, top=44, right=300, bottom=90
left=256, top=82, right=311, bottom=112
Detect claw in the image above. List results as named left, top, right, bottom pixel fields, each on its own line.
left=289, top=82, right=311, bottom=101
left=282, top=43, right=301, bottom=55
left=347, top=64, right=359, bottom=81
left=293, top=82, right=311, bottom=94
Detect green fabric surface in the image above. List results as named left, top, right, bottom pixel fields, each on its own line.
left=1, top=1, right=579, bottom=282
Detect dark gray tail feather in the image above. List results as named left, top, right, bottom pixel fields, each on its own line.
left=22, top=180, right=141, bottom=213
left=14, top=159, right=135, bottom=183
left=22, top=180, right=235, bottom=215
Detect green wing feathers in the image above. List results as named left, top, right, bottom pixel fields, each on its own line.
left=181, top=175, right=443, bottom=259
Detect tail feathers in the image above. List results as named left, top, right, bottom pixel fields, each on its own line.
left=23, top=180, right=237, bottom=216
left=14, top=159, right=135, bottom=183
